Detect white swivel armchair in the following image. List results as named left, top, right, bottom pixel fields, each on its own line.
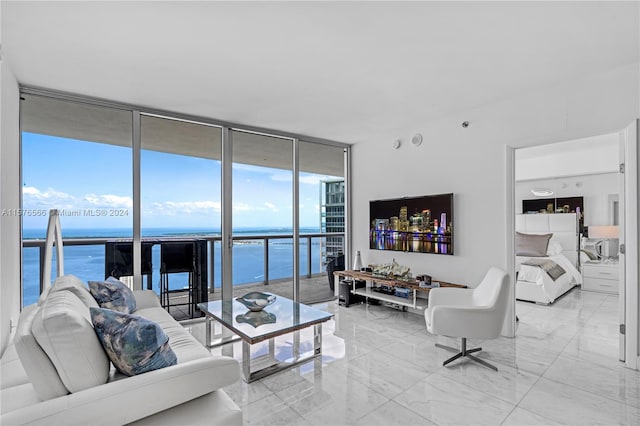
left=425, top=267, right=509, bottom=371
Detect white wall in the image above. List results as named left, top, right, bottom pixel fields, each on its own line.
left=352, top=61, right=638, bottom=336
left=515, top=173, right=618, bottom=226
left=516, top=133, right=619, bottom=181
left=0, top=55, right=21, bottom=355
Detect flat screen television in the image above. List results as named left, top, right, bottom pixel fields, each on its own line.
left=369, top=193, right=453, bottom=255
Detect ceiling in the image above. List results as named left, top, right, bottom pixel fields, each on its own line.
left=2, top=1, right=639, bottom=145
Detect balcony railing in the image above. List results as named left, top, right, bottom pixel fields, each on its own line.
left=23, top=232, right=345, bottom=295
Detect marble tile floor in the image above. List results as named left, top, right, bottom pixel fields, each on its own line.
left=183, top=288, right=640, bottom=425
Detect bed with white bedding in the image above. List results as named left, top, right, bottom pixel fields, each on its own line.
left=516, top=253, right=582, bottom=304
left=515, top=213, right=582, bottom=304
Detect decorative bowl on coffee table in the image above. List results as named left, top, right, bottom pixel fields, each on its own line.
left=236, top=292, right=276, bottom=311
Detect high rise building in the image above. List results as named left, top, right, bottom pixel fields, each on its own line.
left=320, top=179, right=345, bottom=264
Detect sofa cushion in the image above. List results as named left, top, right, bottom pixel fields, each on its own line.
left=13, top=304, right=69, bottom=400
left=134, top=306, right=211, bottom=363
left=90, top=307, right=177, bottom=376
left=0, top=343, right=29, bottom=390
left=51, top=274, right=99, bottom=308
left=88, top=276, right=136, bottom=314
left=133, top=290, right=163, bottom=311
left=32, top=290, right=110, bottom=393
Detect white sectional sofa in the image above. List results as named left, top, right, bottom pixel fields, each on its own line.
left=0, top=275, right=242, bottom=425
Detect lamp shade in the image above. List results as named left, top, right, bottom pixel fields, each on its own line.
left=589, top=225, right=619, bottom=239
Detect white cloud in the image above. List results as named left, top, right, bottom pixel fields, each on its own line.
left=23, top=185, right=224, bottom=219
left=22, top=186, right=40, bottom=195
left=145, top=200, right=221, bottom=216
left=233, top=203, right=252, bottom=212
left=22, top=186, right=78, bottom=209
left=264, top=202, right=278, bottom=212
left=300, top=175, right=324, bottom=185
left=269, top=172, right=292, bottom=183
left=84, top=193, right=133, bottom=208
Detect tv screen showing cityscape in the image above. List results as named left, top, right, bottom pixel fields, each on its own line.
left=369, top=193, right=453, bottom=255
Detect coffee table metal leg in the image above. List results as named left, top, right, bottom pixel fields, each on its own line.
left=204, top=317, right=241, bottom=348
left=240, top=323, right=327, bottom=383
left=205, top=315, right=212, bottom=347
left=242, top=340, right=251, bottom=382
left=293, top=330, right=300, bottom=360
left=269, top=338, right=275, bottom=359
left=314, top=323, right=322, bottom=355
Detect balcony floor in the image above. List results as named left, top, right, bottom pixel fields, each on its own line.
left=166, top=274, right=336, bottom=321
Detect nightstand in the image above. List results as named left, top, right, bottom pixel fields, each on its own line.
left=582, top=261, right=619, bottom=294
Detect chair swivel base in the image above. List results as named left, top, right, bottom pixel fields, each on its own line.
left=436, top=337, right=498, bottom=371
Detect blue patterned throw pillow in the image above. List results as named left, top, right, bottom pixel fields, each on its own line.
left=90, top=307, right=177, bottom=376
left=88, top=277, right=136, bottom=314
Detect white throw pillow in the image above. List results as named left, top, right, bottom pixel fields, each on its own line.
left=14, top=304, right=69, bottom=400
left=546, top=241, right=563, bottom=256
left=32, top=290, right=110, bottom=393
left=51, top=274, right=99, bottom=308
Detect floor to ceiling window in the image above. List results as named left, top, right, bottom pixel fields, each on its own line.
left=299, top=140, right=345, bottom=303
left=231, top=130, right=295, bottom=297
left=140, top=115, right=222, bottom=319
left=20, top=94, right=133, bottom=306
left=19, top=89, right=349, bottom=313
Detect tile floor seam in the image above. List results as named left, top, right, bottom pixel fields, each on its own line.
left=500, top=404, right=564, bottom=426
left=430, top=356, right=540, bottom=407
left=539, top=371, right=638, bottom=410
left=507, top=368, right=557, bottom=424
left=297, top=380, right=391, bottom=426
left=392, top=380, right=512, bottom=426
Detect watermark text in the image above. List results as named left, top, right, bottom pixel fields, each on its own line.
left=1, top=208, right=130, bottom=217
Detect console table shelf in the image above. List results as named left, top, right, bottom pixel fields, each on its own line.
left=333, top=270, right=465, bottom=310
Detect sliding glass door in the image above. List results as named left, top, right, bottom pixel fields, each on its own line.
left=140, top=115, right=221, bottom=319
left=231, top=130, right=294, bottom=299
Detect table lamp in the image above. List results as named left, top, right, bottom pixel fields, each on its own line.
left=588, top=225, right=619, bottom=260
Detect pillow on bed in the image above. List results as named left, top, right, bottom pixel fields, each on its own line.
left=516, top=232, right=552, bottom=257
left=546, top=241, right=563, bottom=256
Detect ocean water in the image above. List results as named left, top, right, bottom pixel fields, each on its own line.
left=22, top=227, right=328, bottom=306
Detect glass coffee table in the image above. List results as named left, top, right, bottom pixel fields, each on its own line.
left=198, top=294, right=333, bottom=382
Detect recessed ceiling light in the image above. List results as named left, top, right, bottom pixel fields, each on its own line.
left=531, top=188, right=554, bottom=197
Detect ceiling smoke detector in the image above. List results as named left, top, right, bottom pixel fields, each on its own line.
left=411, top=133, right=423, bottom=147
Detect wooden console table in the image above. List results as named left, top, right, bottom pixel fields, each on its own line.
left=333, top=270, right=466, bottom=310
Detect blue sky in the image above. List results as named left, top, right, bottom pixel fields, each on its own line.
left=21, top=133, right=340, bottom=230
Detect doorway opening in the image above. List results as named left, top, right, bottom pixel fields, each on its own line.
left=513, top=132, right=624, bottom=365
